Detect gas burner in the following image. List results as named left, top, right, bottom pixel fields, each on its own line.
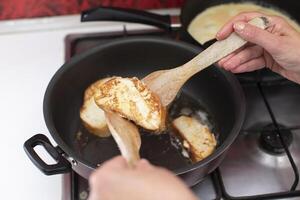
left=259, top=124, right=293, bottom=155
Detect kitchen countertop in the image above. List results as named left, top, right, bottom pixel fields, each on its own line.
left=0, top=9, right=179, bottom=200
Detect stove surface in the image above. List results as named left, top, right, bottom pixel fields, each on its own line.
left=63, top=27, right=300, bottom=200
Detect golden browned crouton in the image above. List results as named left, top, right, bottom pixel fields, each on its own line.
left=94, top=77, right=166, bottom=132
left=80, top=78, right=111, bottom=137
left=172, top=116, right=216, bottom=162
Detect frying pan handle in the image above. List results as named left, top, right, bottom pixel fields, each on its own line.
left=23, top=134, right=71, bottom=175
left=81, top=7, right=172, bottom=31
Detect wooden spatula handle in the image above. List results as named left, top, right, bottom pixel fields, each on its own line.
left=185, top=17, right=270, bottom=75
left=144, top=17, right=270, bottom=106
left=105, top=111, right=141, bottom=167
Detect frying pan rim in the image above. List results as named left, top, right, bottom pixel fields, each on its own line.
left=43, top=36, right=245, bottom=175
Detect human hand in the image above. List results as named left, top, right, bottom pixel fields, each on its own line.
left=216, top=12, right=300, bottom=84
left=88, top=156, right=198, bottom=200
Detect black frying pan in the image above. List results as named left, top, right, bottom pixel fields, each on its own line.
left=23, top=0, right=300, bottom=187
left=24, top=36, right=245, bottom=186
left=81, top=0, right=300, bottom=46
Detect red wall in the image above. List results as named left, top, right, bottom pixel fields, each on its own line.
left=0, top=0, right=185, bottom=20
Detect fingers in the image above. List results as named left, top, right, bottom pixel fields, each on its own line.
left=99, top=156, right=155, bottom=172
left=216, top=12, right=264, bottom=40
left=233, top=21, right=280, bottom=54
left=218, top=52, right=238, bottom=66
left=136, top=159, right=154, bottom=170
left=96, top=157, right=154, bottom=172
left=89, top=156, right=128, bottom=187
left=230, top=57, right=265, bottom=73
left=222, top=45, right=263, bottom=70
left=216, top=12, right=293, bottom=40
left=100, top=156, right=129, bottom=170
left=218, top=45, right=266, bottom=73
left=216, top=12, right=288, bottom=54
left=218, top=44, right=252, bottom=66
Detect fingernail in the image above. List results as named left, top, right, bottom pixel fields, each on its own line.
left=234, top=22, right=245, bottom=31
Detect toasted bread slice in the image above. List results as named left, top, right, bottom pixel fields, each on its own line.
left=80, top=78, right=111, bottom=137
left=172, top=116, right=216, bottom=162
left=94, top=77, right=166, bottom=132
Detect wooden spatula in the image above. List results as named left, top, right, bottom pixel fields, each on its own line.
left=105, top=111, right=141, bottom=167
left=104, top=17, right=269, bottom=166
left=143, top=17, right=270, bottom=106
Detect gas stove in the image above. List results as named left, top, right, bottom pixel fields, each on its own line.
left=63, top=26, right=300, bottom=200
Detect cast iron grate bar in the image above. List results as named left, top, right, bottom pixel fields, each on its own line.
left=211, top=171, right=223, bottom=200
left=71, top=171, right=77, bottom=200
left=257, top=82, right=299, bottom=190
left=241, top=126, right=300, bottom=133
left=212, top=169, right=300, bottom=200
left=210, top=71, right=300, bottom=199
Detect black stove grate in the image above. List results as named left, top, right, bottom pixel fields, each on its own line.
left=210, top=71, right=300, bottom=200
left=212, top=169, right=300, bottom=200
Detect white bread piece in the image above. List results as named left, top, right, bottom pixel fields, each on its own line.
left=80, top=78, right=111, bottom=137
left=94, top=76, right=166, bottom=132
left=172, top=116, right=216, bottom=162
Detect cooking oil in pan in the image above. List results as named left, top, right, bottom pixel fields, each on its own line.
left=75, top=91, right=217, bottom=170
left=139, top=91, right=217, bottom=170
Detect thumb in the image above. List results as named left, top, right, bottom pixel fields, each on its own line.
left=233, top=21, right=279, bottom=53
